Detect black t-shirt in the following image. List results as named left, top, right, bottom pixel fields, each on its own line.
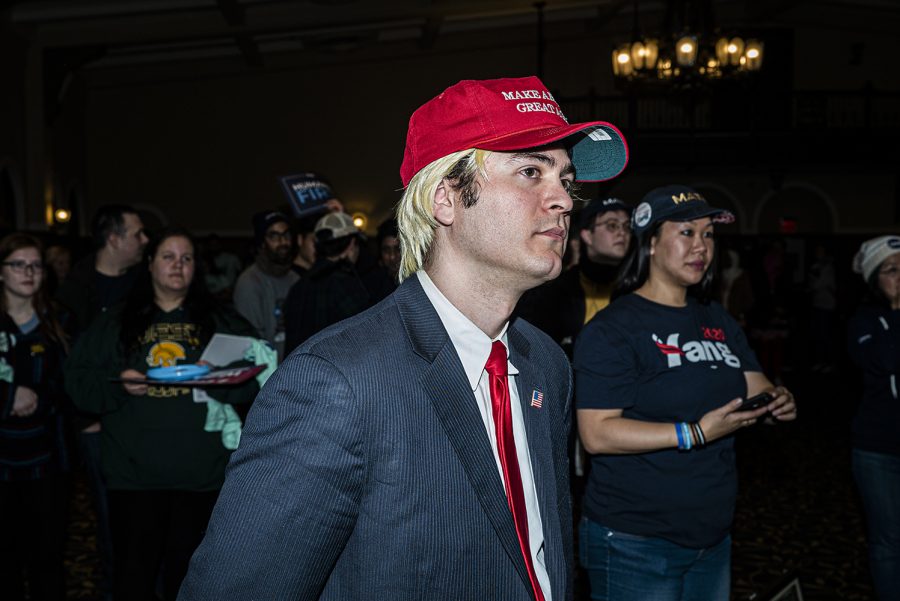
left=573, top=293, right=761, bottom=548
left=94, top=269, right=138, bottom=314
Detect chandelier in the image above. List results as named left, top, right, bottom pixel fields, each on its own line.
left=611, top=0, right=763, bottom=84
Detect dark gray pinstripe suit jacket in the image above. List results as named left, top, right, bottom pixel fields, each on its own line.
left=179, top=275, right=574, bottom=600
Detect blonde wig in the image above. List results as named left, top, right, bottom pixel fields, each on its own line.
left=396, top=148, right=489, bottom=281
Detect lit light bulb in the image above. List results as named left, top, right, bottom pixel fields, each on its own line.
left=743, top=40, right=763, bottom=71
left=54, top=208, right=71, bottom=223
left=352, top=213, right=368, bottom=230
left=675, top=36, right=698, bottom=67
left=612, top=44, right=635, bottom=76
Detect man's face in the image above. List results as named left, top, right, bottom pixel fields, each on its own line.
left=441, top=146, right=574, bottom=290
left=263, top=221, right=293, bottom=262
left=296, top=232, right=316, bottom=265
left=346, top=237, right=360, bottom=265
left=580, top=209, right=631, bottom=263
left=380, top=235, right=401, bottom=280
left=112, top=212, right=148, bottom=267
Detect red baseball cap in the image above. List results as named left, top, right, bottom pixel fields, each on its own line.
left=400, top=76, right=629, bottom=187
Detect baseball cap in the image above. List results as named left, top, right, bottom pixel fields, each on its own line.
left=252, top=210, right=290, bottom=244
left=852, top=235, right=900, bottom=281
left=579, top=197, right=632, bottom=230
left=400, top=76, right=628, bottom=187
left=315, top=212, right=360, bottom=242
left=631, top=185, right=735, bottom=235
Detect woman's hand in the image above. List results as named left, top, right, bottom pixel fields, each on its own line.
left=120, top=369, right=148, bottom=396
left=766, top=385, right=797, bottom=422
left=699, top=398, right=770, bottom=443
left=11, top=386, right=38, bottom=417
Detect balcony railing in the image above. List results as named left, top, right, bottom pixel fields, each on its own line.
left=558, top=88, right=900, bottom=133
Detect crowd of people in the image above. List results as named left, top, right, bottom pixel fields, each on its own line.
left=0, top=74, right=897, bottom=601
left=0, top=200, right=406, bottom=600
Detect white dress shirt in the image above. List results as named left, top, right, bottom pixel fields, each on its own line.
left=417, top=271, right=551, bottom=600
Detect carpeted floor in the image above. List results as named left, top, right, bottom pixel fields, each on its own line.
left=64, top=472, right=104, bottom=600
left=729, top=367, right=874, bottom=600
left=61, top=368, right=875, bottom=600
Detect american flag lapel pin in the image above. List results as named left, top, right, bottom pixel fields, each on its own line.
left=530, top=389, right=544, bottom=409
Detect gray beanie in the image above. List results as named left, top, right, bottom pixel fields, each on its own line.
left=852, top=235, right=900, bottom=281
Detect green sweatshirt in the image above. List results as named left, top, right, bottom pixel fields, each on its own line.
left=65, top=304, right=259, bottom=491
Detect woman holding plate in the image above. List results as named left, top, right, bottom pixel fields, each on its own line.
left=66, top=227, right=259, bottom=601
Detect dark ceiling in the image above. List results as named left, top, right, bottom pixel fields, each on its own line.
left=7, top=0, right=898, bottom=74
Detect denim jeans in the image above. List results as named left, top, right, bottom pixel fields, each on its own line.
left=852, top=448, right=900, bottom=601
left=579, top=516, right=730, bottom=601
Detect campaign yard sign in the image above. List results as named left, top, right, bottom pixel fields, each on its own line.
left=279, top=173, right=335, bottom=217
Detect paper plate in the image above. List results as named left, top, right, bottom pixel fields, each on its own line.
left=146, top=364, right=210, bottom=382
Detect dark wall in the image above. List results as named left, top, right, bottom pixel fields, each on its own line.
left=6, top=4, right=900, bottom=236
left=0, top=25, right=28, bottom=231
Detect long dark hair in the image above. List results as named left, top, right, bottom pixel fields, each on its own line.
left=613, top=220, right=717, bottom=303
left=0, top=233, right=70, bottom=352
left=119, top=227, right=217, bottom=351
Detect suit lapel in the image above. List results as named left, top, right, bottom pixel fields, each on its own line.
left=508, top=323, right=566, bottom=601
left=396, top=276, right=534, bottom=594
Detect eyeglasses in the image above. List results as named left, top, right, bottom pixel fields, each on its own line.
left=593, top=220, right=631, bottom=234
left=878, top=266, right=900, bottom=277
left=2, top=261, right=44, bottom=274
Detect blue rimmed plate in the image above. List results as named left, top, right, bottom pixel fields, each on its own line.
left=146, top=364, right=210, bottom=382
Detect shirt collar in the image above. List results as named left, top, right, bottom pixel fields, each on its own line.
left=416, top=271, right=517, bottom=391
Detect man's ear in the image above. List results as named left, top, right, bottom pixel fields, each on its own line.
left=649, top=235, right=657, bottom=256
left=432, top=179, right=455, bottom=227
left=579, top=227, right=592, bottom=247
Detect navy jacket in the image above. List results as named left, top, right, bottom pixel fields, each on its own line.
left=180, top=275, right=574, bottom=600
left=847, top=304, right=900, bottom=455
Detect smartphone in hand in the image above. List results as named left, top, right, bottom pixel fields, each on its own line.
left=737, top=392, right=775, bottom=412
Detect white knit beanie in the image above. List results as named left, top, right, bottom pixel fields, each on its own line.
left=852, top=235, right=900, bottom=281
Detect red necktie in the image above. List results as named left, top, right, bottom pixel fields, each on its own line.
left=485, top=340, right=545, bottom=601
